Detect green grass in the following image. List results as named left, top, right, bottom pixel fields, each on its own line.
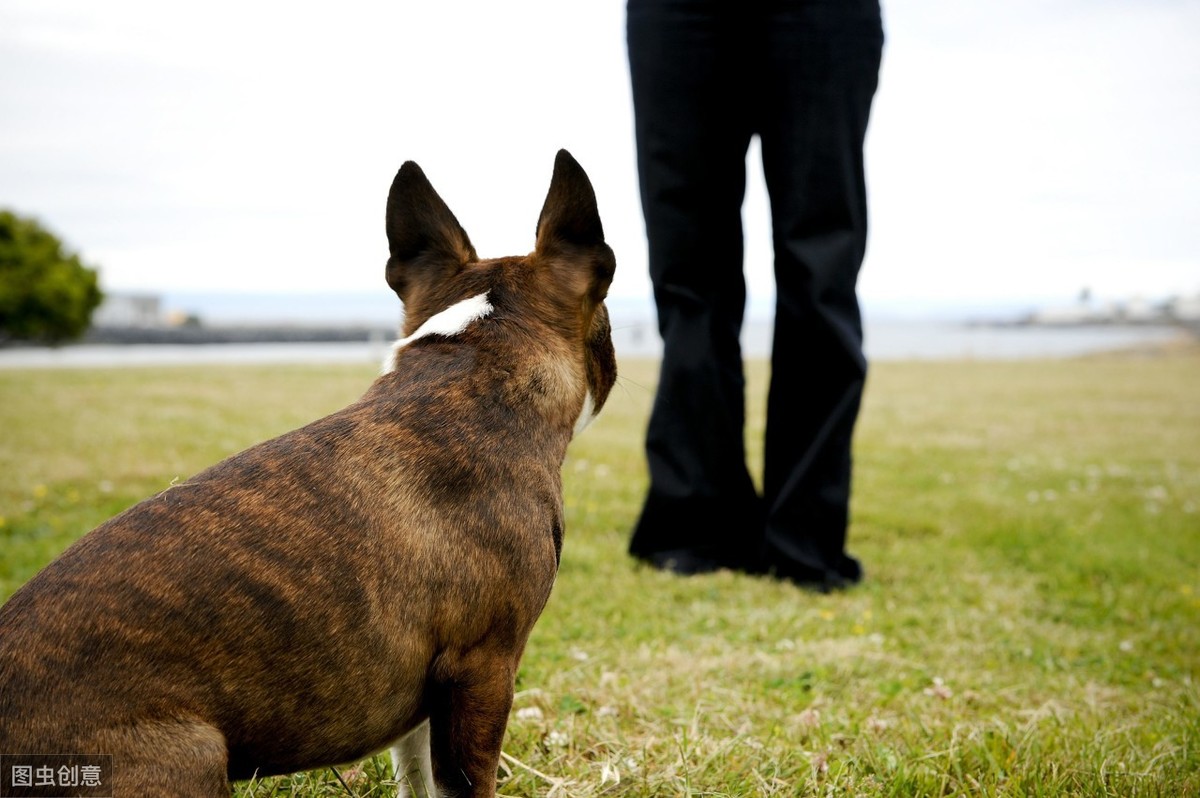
left=1, top=347, right=1197, bottom=797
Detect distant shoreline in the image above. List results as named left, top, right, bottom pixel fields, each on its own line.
left=79, top=324, right=397, bottom=346
left=0, top=319, right=1192, bottom=370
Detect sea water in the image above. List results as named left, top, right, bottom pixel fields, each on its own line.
left=0, top=318, right=1186, bottom=369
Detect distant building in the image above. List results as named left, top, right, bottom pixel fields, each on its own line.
left=1119, top=295, right=1162, bottom=324
left=1024, top=290, right=1197, bottom=327
left=1169, top=293, right=1200, bottom=324
left=92, top=293, right=163, bottom=328
left=1027, top=297, right=1111, bottom=325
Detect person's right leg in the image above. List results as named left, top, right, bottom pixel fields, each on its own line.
left=626, top=0, right=760, bottom=571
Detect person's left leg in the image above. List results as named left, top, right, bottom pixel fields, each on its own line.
left=755, top=0, right=883, bottom=587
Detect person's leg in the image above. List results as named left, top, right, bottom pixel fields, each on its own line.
left=626, top=0, right=761, bottom=570
left=755, top=0, right=883, bottom=587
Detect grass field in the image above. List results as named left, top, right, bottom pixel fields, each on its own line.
left=1, top=345, right=1197, bottom=796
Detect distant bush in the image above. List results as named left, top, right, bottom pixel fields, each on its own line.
left=0, top=210, right=103, bottom=343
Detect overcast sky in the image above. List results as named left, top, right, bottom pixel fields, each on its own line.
left=2, top=0, right=1197, bottom=316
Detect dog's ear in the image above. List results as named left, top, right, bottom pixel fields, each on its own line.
left=534, top=150, right=615, bottom=304
left=385, top=162, right=477, bottom=304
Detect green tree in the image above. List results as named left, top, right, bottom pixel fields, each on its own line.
left=0, top=210, right=103, bottom=343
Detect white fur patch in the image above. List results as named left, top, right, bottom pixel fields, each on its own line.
left=391, top=719, right=435, bottom=798
left=381, top=292, right=493, bottom=374
left=572, top=389, right=597, bottom=438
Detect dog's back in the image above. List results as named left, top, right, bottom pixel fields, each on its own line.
left=0, top=150, right=616, bottom=798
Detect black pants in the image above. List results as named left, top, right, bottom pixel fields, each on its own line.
left=627, top=0, right=884, bottom=581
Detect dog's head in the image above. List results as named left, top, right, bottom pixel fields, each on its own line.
left=381, top=150, right=616, bottom=436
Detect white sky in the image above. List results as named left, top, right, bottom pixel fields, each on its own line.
left=2, top=0, right=1197, bottom=315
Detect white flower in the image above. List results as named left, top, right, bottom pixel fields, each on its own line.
left=923, top=677, right=952, bottom=700
left=866, top=716, right=890, bottom=733
left=516, top=707, right=544, bottom=721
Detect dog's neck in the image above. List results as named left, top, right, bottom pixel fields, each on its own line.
left=381, top=292, right=494, bottom=375
left=377, top=292, right=598, bottom=444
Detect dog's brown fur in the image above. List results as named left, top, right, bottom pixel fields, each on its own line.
left=0, top=150, right=616, bottom=797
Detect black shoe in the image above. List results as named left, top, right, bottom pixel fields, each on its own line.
left=835, top=553, right=863, bottom=583
left=638, top=548, right=725, bottom=576
left=773, top=554, right=863, bottom=593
